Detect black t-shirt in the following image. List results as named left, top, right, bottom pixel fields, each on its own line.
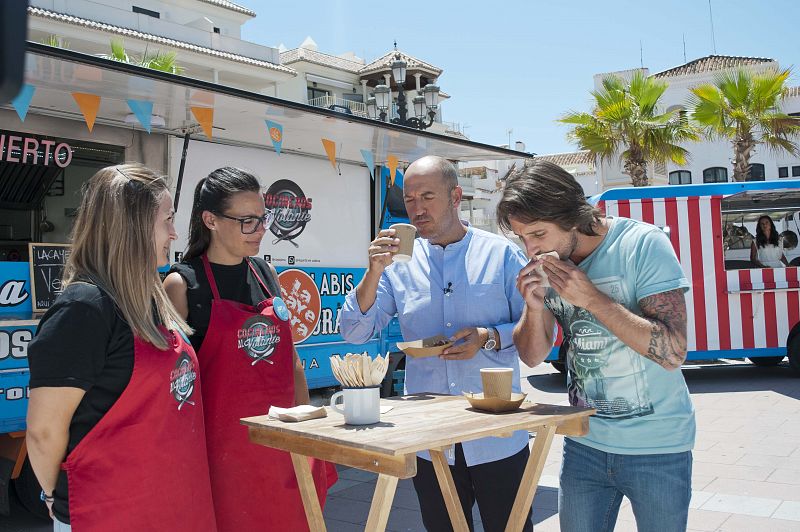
left=27, top=282, right=135, bottom=524
left=169, top=256, right=280, bottom=353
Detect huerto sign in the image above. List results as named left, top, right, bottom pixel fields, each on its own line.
left=0, top=133, right=72, bottom=168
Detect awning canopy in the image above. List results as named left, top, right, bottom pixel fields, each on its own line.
left=13, top=43, right=528, bottom=166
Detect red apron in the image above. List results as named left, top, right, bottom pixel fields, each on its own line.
left=199, top=255, right=335, bottom=532
left=63, top=327, right=216, bottom=532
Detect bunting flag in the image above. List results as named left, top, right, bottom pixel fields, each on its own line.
left=127, top=99, right=154, bottom=133
left=360, top=149, right=375, bottom=180
left=11, top=84, right=35, bottom=122
left=321, top=138, right=337, bottom=170
left=191, top=107, right=214, bottom=139
left=191, top=90, right=215, bottom=107
left=72, top=92, right=101, bottom=132
left=387, top=155, right=399, bottom=186
left=265, top=120, right=283, bottom=154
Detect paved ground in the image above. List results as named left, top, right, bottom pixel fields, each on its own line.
left=2, top=359, right=798, bottom=531
left=323, top=359, right=800, bottom=532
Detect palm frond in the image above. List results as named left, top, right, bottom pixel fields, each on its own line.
left=107, top=39, right=129, bottom=63
left=750, top=68, right=790, bottom=114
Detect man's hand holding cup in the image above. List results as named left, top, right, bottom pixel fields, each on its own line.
left=367, top=229, right=400, bottom=272
left=367, top=223, right=417, bottom=274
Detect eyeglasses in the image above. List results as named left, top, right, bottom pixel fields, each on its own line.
left=214, top=211, right=275, bottom=234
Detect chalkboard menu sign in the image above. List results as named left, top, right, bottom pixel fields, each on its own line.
left=28, top=243, right=71, bottom=312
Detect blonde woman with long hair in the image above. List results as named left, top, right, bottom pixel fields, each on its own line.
left=26, top=164, right=216, bottom=531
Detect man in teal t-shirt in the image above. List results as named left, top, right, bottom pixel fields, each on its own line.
left=497, top=160, right=695, bottom=532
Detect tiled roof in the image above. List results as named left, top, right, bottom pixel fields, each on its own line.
left=359, top=50, right=442, bottom=77
left=196, top=0, right=256, bottom=17
left=652, top=55, right=775, bottom=78
left=29, top=7, right=295, bottom=75
left=533, top=150, right=595, bottom=168
left=280, top=48, right=364, bottom=74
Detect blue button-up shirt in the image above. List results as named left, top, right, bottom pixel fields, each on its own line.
left=341, top=225, right=529, bottom=466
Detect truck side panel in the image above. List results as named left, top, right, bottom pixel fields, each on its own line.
left=600, top=194, right=800, bottom=359
left=0, top=263, right=35, bottom=433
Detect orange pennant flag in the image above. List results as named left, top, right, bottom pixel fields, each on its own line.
left=387, top=155, right=399, bottom=186
left=72, top=92, right=101, bottom=132
left=191, top=107, right=214, bottom=139
left=321, top=138, right=337, bottom=169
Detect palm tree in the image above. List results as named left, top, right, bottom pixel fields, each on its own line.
left=689, top=68, right=800, bottom=181
left=103, top=40, right=184, bottom=75
left=561, top=71, right=699, bottom=187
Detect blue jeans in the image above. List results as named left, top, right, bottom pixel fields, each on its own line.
left=559, top=438, right=692, bottom=532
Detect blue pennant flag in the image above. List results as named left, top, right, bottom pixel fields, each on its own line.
left=12, top=84, right=36, bottom=122
left=265, top=120, right=283, bottom=154
left=360, top=149, right=375, bottom=180
left=127, top=99, right=154, bottom=133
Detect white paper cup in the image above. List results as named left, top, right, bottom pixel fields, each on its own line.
left=390, top=223, right=416, bottom=263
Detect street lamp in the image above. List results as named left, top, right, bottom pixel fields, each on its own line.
left=366, top=53, right=440, bottom=130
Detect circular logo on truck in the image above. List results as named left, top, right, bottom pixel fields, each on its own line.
left=264, top=180, right=312, bottom=246
left=277, top=269, right=321, bottom=344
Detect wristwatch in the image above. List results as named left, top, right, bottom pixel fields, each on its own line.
left=483, top=327, right=497, bottom=350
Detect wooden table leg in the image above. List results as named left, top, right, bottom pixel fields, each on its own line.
left=505, top=424, right=556, bottom=532
left=290, top=452, right=327, bottom=532
left=429, top=449, right=470, bottom=532
left=364, top=473, right=399, bottom=531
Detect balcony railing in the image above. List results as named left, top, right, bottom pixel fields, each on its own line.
left=308, top=96, right=367, bottom=117
left=442, top=121, right=467, bottom=137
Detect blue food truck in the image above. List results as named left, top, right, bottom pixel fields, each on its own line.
left=0, top=42, right=525, bottom=516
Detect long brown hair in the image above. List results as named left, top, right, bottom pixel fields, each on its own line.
left=497, top=160, right=602, bottom=235
left=65, top=164, right=191, bottom=349
left=755, top=215, right=780, bottom=248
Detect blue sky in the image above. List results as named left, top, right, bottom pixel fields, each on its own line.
left=236, top=0, right=799, bottom=155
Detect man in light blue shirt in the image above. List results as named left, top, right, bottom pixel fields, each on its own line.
left=340, top=156, right=534, bottom=532
left=497, top=160, right=695, bottom=532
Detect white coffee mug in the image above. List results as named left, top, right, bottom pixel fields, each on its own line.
left=330, top=386, right=381, bottom=425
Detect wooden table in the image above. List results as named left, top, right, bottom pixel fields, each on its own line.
left=242, top=394, right=594, bottom=532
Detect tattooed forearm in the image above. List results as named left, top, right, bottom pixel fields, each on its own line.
left=584, top=287, right=689, bottom=371
left=639, top=290, right=688, bottom=370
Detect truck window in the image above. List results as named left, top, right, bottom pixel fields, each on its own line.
left=721, top=190, right=800, bottom=269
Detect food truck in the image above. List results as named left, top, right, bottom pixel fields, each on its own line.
left=0, top=42, right=525, bottom=516
left=547, top=180, right=800, bottom=376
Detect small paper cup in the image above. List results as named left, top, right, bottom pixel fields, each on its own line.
left=481, top=368, right=513, bottom=401
left=390, top=223, right=416, bottom=263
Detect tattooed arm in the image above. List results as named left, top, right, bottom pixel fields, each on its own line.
left=587, top=289, right=688, bottom=370
left=541, top=256, right=688, bottom=370
left=637, top=290, right=689, bottom=369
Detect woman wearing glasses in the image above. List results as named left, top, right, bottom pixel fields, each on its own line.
left=163, top=167, right=334, bottom=532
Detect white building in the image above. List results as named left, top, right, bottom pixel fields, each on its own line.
left=530, top=150, right=598, bottom=195
left=279, top=37, right=461, bottom=138
left=26, top=0, right=296, bottom=93
left=572, top=56, right=800, bottom=192
left=25, top=3, right=467, bottom=138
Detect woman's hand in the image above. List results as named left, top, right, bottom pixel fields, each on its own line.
left=26, top=387, right=85, bottom=511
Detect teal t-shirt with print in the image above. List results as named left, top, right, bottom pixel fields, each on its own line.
left=544, top=217, right=695, bottom=455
